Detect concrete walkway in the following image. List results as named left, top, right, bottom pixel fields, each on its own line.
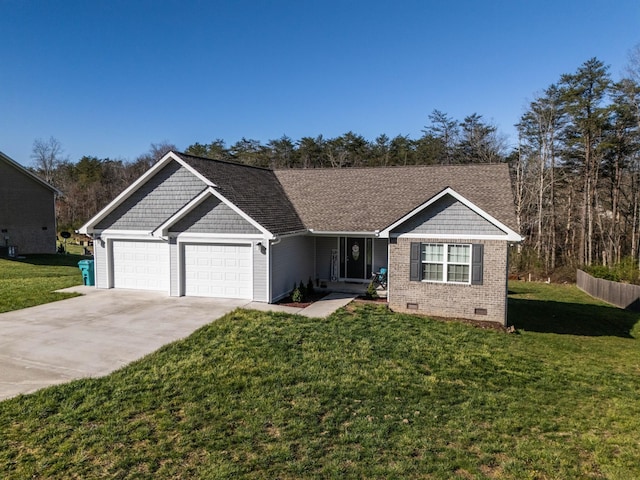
left=243, top=292, right=357, bottom=318
left=299, top=292, right=357, bottom=317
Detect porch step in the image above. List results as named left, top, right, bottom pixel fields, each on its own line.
left=317, top=281, right=387, bottom=298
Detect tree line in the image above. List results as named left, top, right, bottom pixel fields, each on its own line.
left=514, top=51, right=640, bottom=277
left=30, top=47, right=640, bottom=278
left=33, top=112, right=507, bottom=230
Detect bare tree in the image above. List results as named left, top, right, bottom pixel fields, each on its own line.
left=517, top=86, right=564, bottom=270
left=134, top=141, right=177, bottom=171
left=31, top=136, right=65, bottom=185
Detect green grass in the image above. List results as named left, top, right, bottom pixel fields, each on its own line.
left=0, top=254, right=84, bottom=313
left=1, top=281, right=639, bottom=479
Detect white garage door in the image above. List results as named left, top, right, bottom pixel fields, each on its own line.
left=183, top=243, right=252, bottom=299
left=112, top=240, right=170, bottom=291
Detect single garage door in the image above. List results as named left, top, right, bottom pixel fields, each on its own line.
left=183, top=243, right=252, bottom=299
left=112, top=240, right=170, bottom=291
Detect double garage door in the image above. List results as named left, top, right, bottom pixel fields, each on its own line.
left=111, top=240, right=252, bottom=299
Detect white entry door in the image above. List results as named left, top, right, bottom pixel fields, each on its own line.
left=111, top=240, right=170, bottom=291
left=183, top=243, right=252, bottom=299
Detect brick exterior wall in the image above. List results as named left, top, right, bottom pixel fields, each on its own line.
left=388, top=237, right=508, bottom=325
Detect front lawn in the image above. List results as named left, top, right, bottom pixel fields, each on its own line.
left=1, top=282, right=639, bottom=479
left=0, top=254, right=84, bottom=313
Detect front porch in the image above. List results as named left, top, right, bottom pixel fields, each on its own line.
left=316, top=280, right=387, bottom=299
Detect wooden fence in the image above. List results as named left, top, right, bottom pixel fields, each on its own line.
left=576, top=269, right=640, bottom=311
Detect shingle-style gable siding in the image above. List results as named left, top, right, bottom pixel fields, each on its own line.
left=169, top=196, right=260, bottom=234
left=95, top=161, right=206, bottom=231
left=0, top=156, right=56, bottom=254
left=391, top=194, right=505, bottom=236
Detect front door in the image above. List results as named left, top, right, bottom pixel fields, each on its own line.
left=345, top=237, right=365, bottom=279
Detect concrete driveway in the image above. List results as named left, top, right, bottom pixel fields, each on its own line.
left=0, top=287, right=248, bottom=401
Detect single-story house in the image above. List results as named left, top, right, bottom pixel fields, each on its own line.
left=0, top=151, right=59, bottom=255
left=78, top=151, right=522, bottom=325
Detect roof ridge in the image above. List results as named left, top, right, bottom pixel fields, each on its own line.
left=273, top=162, right=508, bottom=172
left=173, top=151, right=274, bottom=172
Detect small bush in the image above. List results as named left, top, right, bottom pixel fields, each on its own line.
left=307, top=277, right=315, bottom=295
left=582, top=258, right=640, bottom=285
left=584, top=265, right=620, bottom=282
left=365, top=282, right=378, bottom=299
left=291, top=287, right=303, bottom=303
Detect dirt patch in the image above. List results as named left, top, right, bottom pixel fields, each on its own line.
left=420, top=314, right=513, bottom=333
left=354, top=296, right=388, bottom=304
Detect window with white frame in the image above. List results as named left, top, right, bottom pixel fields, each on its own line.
left=421, top=243, right=471, bottom=283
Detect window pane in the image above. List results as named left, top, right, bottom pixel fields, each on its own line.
left=422, top=263, right=443, bottom=281
left=448, top=244, right=470, bottom=263
left=422, top=244, right=443, bottom=262
left=447, top=264, right=469, bottom=282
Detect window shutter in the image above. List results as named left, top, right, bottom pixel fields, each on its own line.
left=471, top=244, right=484, bottom=285
left=410, top=242, right=421, bottom=281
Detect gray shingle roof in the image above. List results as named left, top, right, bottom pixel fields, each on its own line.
left=173, top=152, right=518, bottom=235
left=174, top=152, right=307, bottom=235
left=274, top=163, right=518, bottom=233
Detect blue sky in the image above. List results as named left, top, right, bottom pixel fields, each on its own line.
left=1, top=0, right=639, bottom=166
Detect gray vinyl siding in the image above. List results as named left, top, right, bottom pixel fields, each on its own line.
left=253, top=244, right=268, bottom=301
left=169, top=196, right=260, bottom=234
left=169, top=237, right=179, bottom=296
left=270, top=236, right=315, bottom=301
left=95, top=161, right=206, bottom=231
left=392, top=194, right=505, bottom=236
left=94, top=239, right=108, bottom=288
left=315, top=236, right=338, bottom=281
left=373, top=238, right=388, bottom=271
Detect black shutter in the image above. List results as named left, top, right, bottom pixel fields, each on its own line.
left=471, top=244, right=484, bottom=285
left=410, top=242, right=422, bottom=281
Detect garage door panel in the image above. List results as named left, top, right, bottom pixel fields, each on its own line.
left=112, top=241, right=170, bottom=291
left=183, top=243, right=252, bottom=299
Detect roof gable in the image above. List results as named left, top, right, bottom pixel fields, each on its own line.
left=153, top=188, right=269, bottom=237
left=79, top=151, right=306, bottom=237
left=381, top=188, right=522, bottom=241
left=93, top=159, right=208, bottom=231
